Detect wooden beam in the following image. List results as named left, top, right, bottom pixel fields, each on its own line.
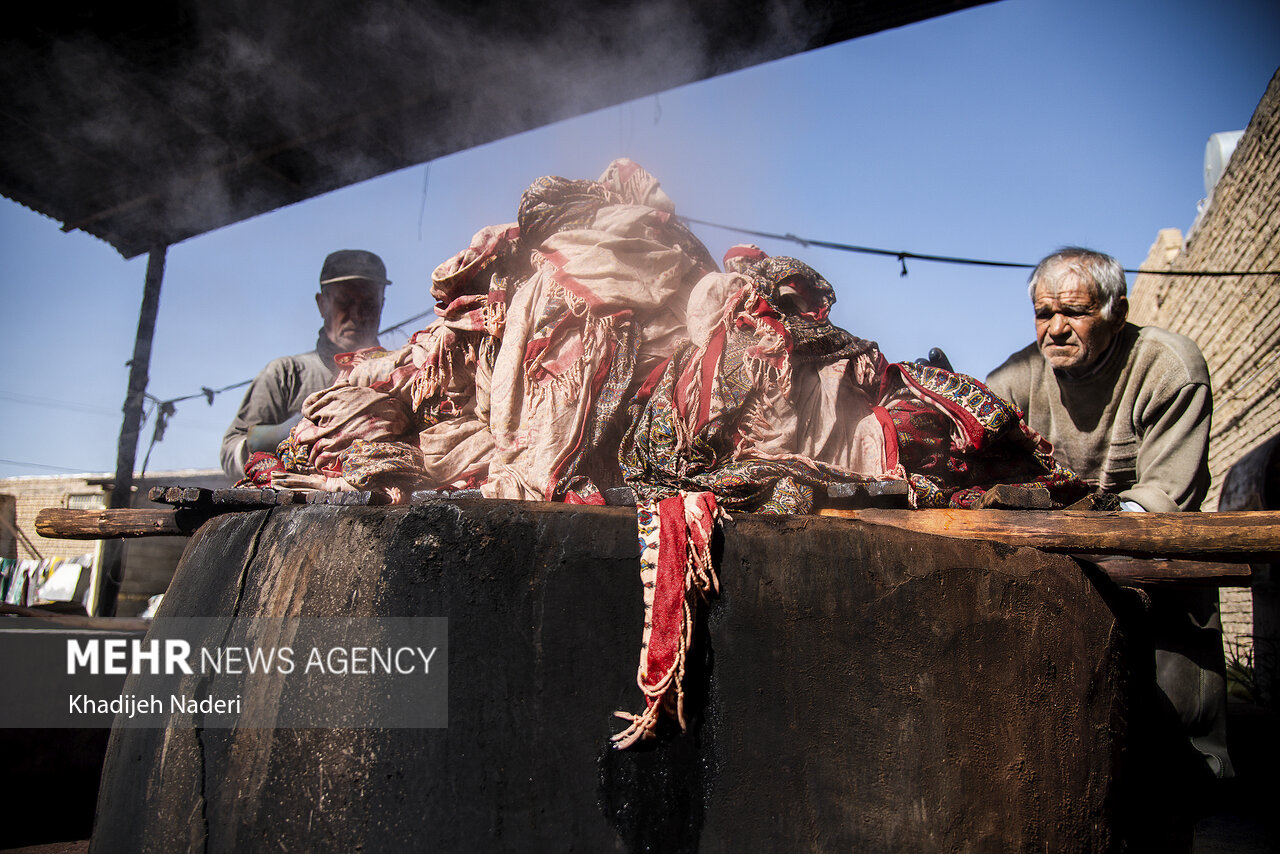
left=816, top=508, right=1280, bottom=562
left=0, top=603, right=151, bottom=632
left=35, top=489, right=386, bottom=540
left=36, top=508, right=201, bottom=539
left=1086, top=558, right=1253, bottom=587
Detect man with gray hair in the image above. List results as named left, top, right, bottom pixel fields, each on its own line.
left=987, top=246, right=1230, bottom=788
left=987, top=246, right=1211, bottom=512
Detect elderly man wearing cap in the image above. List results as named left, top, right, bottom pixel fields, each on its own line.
left=220, top=250, right=390, bottom=480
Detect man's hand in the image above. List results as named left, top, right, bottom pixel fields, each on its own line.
left=246, top=413, right=303, bottom=452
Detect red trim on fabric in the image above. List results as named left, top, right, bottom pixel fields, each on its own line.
left=537, top=337, right=586, bottom=379
left=563, top=491, right=605, bottom=506
left=634, top=358, right=671, bottom=405
left=693, top=327, right=725, bottom=431
left=889, top=363, right=985, bottom=449
left=873, top=406, right=899, bottom=470
left=723, top=245, right=766, bottom=266
left=243, top=452, right=285, bottom=486
left=436, top=296, right=487, bottom=323
left=545, top=338, right=617, bottom=498
left=523, top=337, right=551, bottom=364
left=646, top=495, right=688, bottom=685
left=535, top=249, right=603, bottom=308
left=617, top=160, right=639, bottom=184
left=686, top=492, right=717, bottom=555
left=674, top=357, right=698, bottom=418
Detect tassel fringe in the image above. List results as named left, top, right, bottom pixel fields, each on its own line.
left=613, top=492, right=724, bottom=749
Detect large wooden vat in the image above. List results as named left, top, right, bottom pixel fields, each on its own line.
left=90, top=499, right=1182, bottom=852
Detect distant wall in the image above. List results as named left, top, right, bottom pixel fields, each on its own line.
left=1129, top=69, right=1280, bottom=654
left=0, top=469, right=231, bottom=615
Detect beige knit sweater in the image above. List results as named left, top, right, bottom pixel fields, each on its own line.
left=986, top=323, right=1211, bottom=512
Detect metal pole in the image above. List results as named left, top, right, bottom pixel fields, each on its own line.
left=98, top=243, right=167, bottom=617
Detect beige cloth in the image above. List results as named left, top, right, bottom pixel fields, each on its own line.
left=483, top=203, right=709, bottom=500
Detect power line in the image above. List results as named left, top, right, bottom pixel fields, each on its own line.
left=0, top=390, right=120, bottom=417
left=135, top=309, right=437, bottom=473
left=682, top=217, right=1280, bottom=278
left=145, top=310, right=432, bottom=411
left=104, top=212, right=1280, bottom=471
left=0, top=457, right=91, bottom=473
left=381, top=310, right=433, bottom=337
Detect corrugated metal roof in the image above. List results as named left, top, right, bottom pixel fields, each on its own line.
left=0, top=0, right=994, bottom=258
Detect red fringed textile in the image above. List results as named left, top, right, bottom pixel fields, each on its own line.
left=238, top=451, right=284, bottom=487
left=613, top=491, right=722, bottom=749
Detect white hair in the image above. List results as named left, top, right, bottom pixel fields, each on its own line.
left=1027, top=247, right=1127, bottom=321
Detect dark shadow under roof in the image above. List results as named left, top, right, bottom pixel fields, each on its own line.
left=1, top=0, right=993, bottom=258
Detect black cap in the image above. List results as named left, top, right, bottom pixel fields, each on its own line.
left=319, top=250, right=391, bottom=286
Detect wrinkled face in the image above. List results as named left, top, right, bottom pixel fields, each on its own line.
left=1033, top=272, right=1125, bottom=376
left=317, top=280, right=385, bottom=351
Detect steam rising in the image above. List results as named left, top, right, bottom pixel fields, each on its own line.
left=5, top=0, right=838, bottom=256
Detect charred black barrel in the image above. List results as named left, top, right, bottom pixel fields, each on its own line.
left=93, top=499, right=1156, bottom=852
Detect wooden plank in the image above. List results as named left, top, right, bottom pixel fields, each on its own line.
left=36, top=508, right=198, bottom=539
left=38, top=487, right=385, bottom=539
left=826, top=480, right=911, bottom=499
left=604, top=487, right=637, bottom=507
left=410, top=489, right=483, bottom=504
left=1088, top=558, right=1253, bottom=587
left=816, top=508, right=1280, bottom=562
left=212, top=488, right=278, bottom=507
left=973, top=485, right=1051, bottom=510
left=149, top=486, right=213, bottom=508
left=0, top=603, right=151, bottom=632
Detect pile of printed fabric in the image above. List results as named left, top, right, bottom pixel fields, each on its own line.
left=261, top=159, right=716, bottom=504
left=620, top=245, right=1090, bottom=513
left=240, top=159, right=1091, bottom=748
left=246, top=159, right=1088, bottom=512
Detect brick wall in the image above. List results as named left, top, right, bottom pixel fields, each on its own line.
left=0, top=469, right=231, bottom=615
left=1, top=474, right=111, bottom=563
left=1130, top=69, right=1280, bottom=655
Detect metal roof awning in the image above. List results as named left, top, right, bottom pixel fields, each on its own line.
left=1, top=0, right=993, bottom=258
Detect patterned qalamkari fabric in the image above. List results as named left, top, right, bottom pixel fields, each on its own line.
left=620, top=247, right=1090, bottom=513
left=246, top=160, right=1086, bottom=512
left=236, top=160, right=1092, bottom=748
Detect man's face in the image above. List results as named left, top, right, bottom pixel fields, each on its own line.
left=1033, top=272, right=1125, bottom=376
left=317, top=280, right=385, bottom=351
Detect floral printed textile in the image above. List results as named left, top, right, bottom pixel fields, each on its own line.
left=621, top=252, right=1091, bottom=513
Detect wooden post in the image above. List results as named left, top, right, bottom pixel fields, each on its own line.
left=97, top=244, right=167, bottom=617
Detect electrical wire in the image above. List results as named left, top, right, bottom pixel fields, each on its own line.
left=682, top=217, right=1280, bottom=278
left=0, top=457, right=90, bottom=473
left=133, top=308, right=437, bottom=470
left=90, top=217, right=1280, bottom=470
left=0, top=390, right=120, bottom=417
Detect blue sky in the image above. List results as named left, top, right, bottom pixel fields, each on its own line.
left=1, top=0, right=1277, bottom=478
